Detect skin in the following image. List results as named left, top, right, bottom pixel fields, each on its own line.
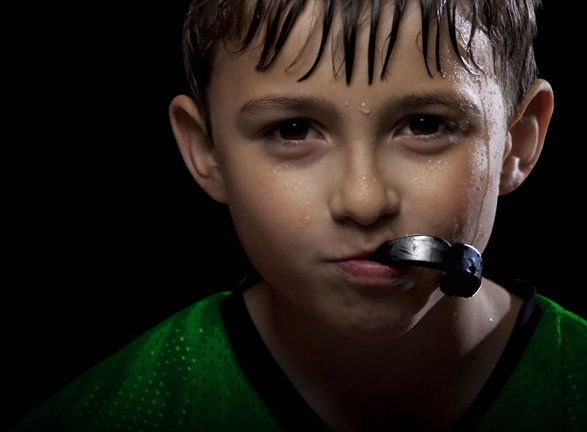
left=169, top=1, right=554, bottom=430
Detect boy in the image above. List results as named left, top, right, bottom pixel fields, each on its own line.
left=9, top=0, right=586, bottom=431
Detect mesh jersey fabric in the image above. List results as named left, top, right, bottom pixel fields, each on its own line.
left=8, top=274, right=586, bottom=432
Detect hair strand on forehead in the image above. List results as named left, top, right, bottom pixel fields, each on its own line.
left=367, top=0, right=381, bottom=84
left=420, top=0, right=433, bottom=77
left=380, top=0, right=406, bottom=80
left=445, top=0, right=474, bottom=75
left=257, top=0, right=286, bottom=71
left=297, top=0, right=336, bottom=81
left=466, top=0, right=483, bottom=72
left=263, top=0, right=306, bottom=71
left=434, top=0, right=445, bottom=78
left=342, top=0, right=359, bottom=84
left=235, top=1, right=266, bottom=55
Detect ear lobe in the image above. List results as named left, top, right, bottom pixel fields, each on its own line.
left=500, top=79, right=554, bottom=196
left=169, top=95, right=228, bottom=204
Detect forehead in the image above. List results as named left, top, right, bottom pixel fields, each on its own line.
left=209, top=0, right=503, bottom=125
left=215, top=0, right=495, bottom=81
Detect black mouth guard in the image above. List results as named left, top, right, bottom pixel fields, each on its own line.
left=368, top=235, right=483, bottom=298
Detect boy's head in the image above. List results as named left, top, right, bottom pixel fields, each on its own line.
left=169, top=0, right=553, bottom=340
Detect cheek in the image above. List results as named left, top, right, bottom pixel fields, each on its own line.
left=222, top=157, right=318, bottom=271
left=409, top=139, right=501, bottom=250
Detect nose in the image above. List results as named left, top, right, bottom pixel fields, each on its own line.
left=329, top=146, right=401, bottom=226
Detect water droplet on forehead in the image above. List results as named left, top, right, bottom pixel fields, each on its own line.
left=357, top=101, right=371, bottom=115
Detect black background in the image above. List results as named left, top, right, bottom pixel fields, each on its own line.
left=6, top=2, right=585, bottom=430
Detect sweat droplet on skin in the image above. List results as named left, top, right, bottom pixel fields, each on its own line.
left=357, top=102, right=371, bottom=115
left=357, top=175, right=369, bottom=197
left=299, top=202, right=313, bottom=226
left=290, top=181, right=305, bottom=192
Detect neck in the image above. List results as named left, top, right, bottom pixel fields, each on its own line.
left=243, top=277, right=518, bottom=429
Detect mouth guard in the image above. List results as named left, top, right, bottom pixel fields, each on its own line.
left=368, top=235, right=483, bottom=298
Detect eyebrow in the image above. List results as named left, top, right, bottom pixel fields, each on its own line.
left=238, top=91, right=481, bottom=118
left=240, top=95, right=337, bottom=116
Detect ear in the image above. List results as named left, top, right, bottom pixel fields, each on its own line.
left=168, top=95, right=228, bottom=204
left=499, top=79, right=554, bottom=195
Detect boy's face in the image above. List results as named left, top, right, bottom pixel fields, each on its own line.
left=204, top=1, right=511, bottom=339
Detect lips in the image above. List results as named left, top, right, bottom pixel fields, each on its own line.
left=332, top=259, right=407, bottom=287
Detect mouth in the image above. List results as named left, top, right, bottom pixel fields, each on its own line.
left=332, top=259, right=408, bottom=287
left=333, top=235, right=483, bottom=297
left=331, top=241, right=410, bottom=287
left=329, top=235, right=443, bottom=288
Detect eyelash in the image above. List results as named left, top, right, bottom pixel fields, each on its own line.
left=262, top=116, right=461, bottom=148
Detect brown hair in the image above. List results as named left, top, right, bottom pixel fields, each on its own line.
left=182, top=0, right=541, bottom=143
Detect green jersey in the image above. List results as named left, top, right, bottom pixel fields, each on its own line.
left=9, top=273, right=586, bottom=431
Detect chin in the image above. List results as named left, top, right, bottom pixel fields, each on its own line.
left=320, top=297, right=431, bottom=342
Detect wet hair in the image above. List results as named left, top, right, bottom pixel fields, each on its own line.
left=182, top=0, right=541, bottom=143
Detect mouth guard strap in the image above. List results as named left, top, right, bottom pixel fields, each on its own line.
left=369, top=236, right=483, bottom=298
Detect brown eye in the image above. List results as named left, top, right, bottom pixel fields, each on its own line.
left=408, top=117, right=444, bottom=135
left=278, top=120, right=309, bottom=140
left=264, top=119, right=321, bottom=149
